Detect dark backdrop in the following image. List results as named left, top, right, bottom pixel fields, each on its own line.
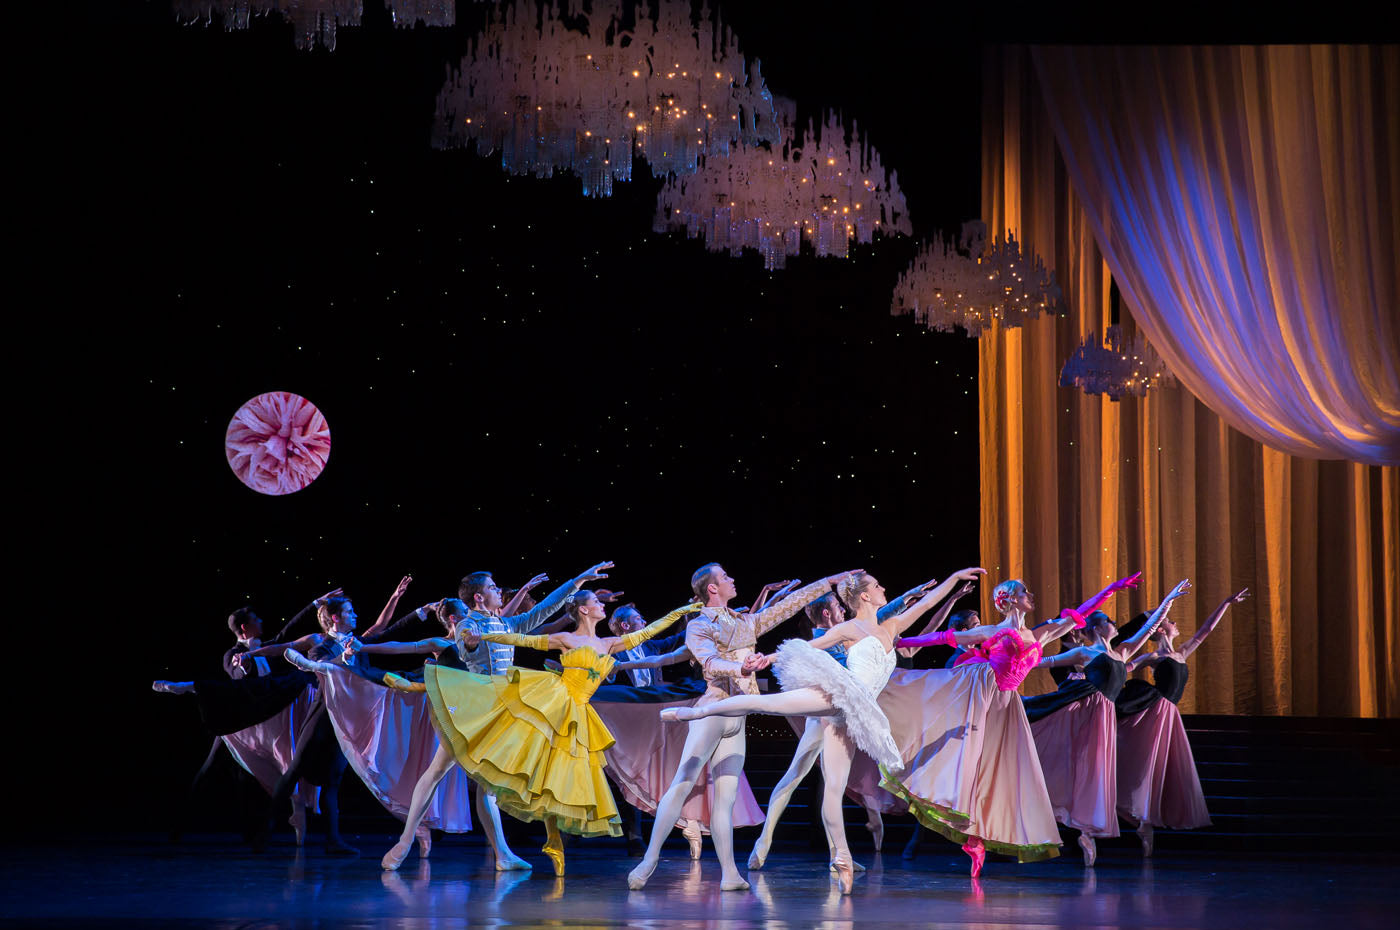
left=44, top=0, right=995, bottom=834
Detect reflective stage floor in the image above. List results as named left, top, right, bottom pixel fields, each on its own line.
left=3, top=834, right=1392, bottom=928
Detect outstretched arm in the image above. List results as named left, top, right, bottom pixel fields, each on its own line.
left=750, top=579, right=799, bottom=614
left=509, top=562, right=613, bottom=633
left=610, top=604, right=703, bottom=655
left=267, top=586, right=343, bottom=644
left=238, top=632, right=320, bottom=661
left=501, top=573, right=549, bottom=617
left=1181, top=588, right=1247, bottom=659
left=1036, top=571, right=1145, bottom=644
left=1038, top=645, right=1092, bottom=669
left=1120, top=579, right=1193, bottom=659
left=480, top=631, right=552, bottom=653
left=878, top=577, right=939, bottom=622
left=807, top=621, right=858, bottom=653
left=361, top=575, right=413, bottom=641
left=886, top=568, right=986, bottom=638
left=897, top=580, right=975, bottom=656
left=616, top=644, right=692, bottom=670
left=358, top=638, right=449, bottom=656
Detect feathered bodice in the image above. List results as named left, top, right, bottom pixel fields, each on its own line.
left=845, top=636, right=898, bottom=696
left=954, top=628, right=1043, bottom=691
left=556, top=646, right=616, bottom=703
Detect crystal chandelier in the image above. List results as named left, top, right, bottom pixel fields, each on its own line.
left=890, top=221, right=1061, bottom=337
left=1058, top=325, right=1176, bottom=400
left=651, top=102, right=912, bottom=270
left=432, top=0, right=778, bottom=197
left=172, top=1, right=455, bottom=52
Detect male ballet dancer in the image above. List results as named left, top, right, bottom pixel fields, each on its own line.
left=626, top=562, right=852, bottom=891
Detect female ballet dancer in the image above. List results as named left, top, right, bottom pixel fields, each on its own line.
left=1116, top=586, right=1248, bottom=854
left=882, top=572, right=1143, bottom=876
left=662, top=568, right=985, bottom=893
left=389, top=584, right=701, bottom=876
left=1025, top=577, right=1192, bottom=865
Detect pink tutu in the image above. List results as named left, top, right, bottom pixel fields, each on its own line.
left=1030, top=692, right=1119, bottom=837
left=221, top=685, right=319, bottom=793
left=878, top=666, right=1061, bottom=861
left=1117, top=698, right=1211, bottom=829
left=319, top=668, right=474, bottom=832
left=593, top=696, right=764, bottom=831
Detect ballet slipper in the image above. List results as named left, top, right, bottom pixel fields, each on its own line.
left=416, top=825, right=432, bottom=859
left=381, top=840, right=412, bottom=871
left=682, top=820, right=703, bottom=860
left=828, top=857, right=865, bottom=872
left=961, top=837, right=986, bottom=879
left=1078, top=834, right=1096, bottom=867
left=494, top=852, right=533, bottom=871
left=288, top=804, right=307, bottom=847
left=542, top=821, right=566, bottom=877
left=747, top=843, right=768, bottom=870
left=830, top=851, right=854, bottom=895
left=867, top=814, right=884, bottom=852
left=1137, top=822, right=1154, bottom=858
left=627, top=859, right=657, bottom=890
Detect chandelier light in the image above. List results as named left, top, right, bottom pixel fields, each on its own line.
left=890, top=221, right=1061, bottom=336
left=432, top=0, right=779, bottom=197
left=172, top=1, right=455, bottom=52
left=1058, top=324, right=1176, bottom=400
left=651, top=102, right=912, bottom=270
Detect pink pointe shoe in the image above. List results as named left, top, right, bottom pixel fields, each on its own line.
left=961, top=838, right=986, bottom=878
left=382, top=839, right=412, bottom=872
left=416, top=825, right=432, bottom=859
left=682, top=820, right=703, bottom=860
left=1078, top=834, right=1097, bottom=867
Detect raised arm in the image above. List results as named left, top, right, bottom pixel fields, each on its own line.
left=878, top=577, right=939, bottom=623
left=267, top=586, right=343, bottom=644
left=508, top=562, right=612, bottom=633
left=750, top=572, right=858, bottom=636
left=502, top=573, right=549, bottom=617
left=1181, top=587, right=1247, bottom=659
left=610, top=604, right=703, bottom=655
left=897, top=581, right=974, bottom=657
left=750, top=579, right=799, bottom=614
left=1120, top=579, right=1192, bottom=658
left=1060, top=571, right=1143, bottom=628
left=361, top=575, right=413, bottom=641
left=885, top=568, right=985, bottom=638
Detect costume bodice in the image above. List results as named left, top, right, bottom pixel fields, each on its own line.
left=1084, top=651, right=1128, bottom=701
left=955, top=628, right=1043, bottom=691
left=1152, top=657, right=1189, bottom=704
left=557, top=646, right=616, bottom=703
left=845, top=636, right=897, bottom=695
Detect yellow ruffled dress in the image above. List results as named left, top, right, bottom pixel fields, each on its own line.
left=419, top=605, right=698, bottom=837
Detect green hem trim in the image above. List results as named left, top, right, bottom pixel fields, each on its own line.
left=879, top=766, right=1060, bottom=864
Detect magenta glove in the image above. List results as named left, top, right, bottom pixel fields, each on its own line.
left=896, top=630, right=957, bottom=649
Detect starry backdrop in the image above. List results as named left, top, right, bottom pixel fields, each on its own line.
left=49, top=0, right=1010, bottom=831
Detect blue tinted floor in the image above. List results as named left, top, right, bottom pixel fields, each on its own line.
left=2, top=835, right=1392, bottom=928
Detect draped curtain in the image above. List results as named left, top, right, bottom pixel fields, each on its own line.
left=979, top=47, right=1398, bottom=716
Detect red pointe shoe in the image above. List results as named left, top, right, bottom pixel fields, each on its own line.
left=962, top=838, right=986, bottom=878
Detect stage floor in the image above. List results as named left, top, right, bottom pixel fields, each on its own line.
left=4, top=835, right=1392, bottom=928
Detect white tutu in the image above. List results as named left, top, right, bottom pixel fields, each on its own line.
left=772, top=638, right=904, bottom=774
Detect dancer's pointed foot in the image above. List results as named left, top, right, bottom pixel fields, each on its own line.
left=494, top=852, right=533, bottom=872
left=747, top=843, right=768, bottom=870
left=416, top=825, right=432, bottom=859
left=325, top=837, right=359, bottom=856
left=659, top=706, right=699, bottom=723
left=831, top=852, right=854, bottom=895
left=627, top=858, right=657, bottom=890
left=829, top=859, right=866, bottom=873
left=720, top=874, right=751, bottom=892
left=961, top=837, right=986, bottom=878
left=1078, top=834, right=1097, bottom=867
left=381, top=840, right=412, bottom=871
left=1137, top=821, right=1154, bottom=858
left=866, top=814, right=884, bottom=851
left=288, top=805, right=307, bottom=847
left=682, top=820, right=703, bottom=860
left=542, top=822, right=566, bottom=877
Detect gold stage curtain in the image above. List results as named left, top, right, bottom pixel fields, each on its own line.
left=979, top=47, right=1399, bottom=716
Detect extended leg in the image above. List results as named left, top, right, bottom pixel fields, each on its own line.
left=748, top=717, right=824, bottom=869
left=627, top=715, right=728, bottom=889
left=663, top=688, right=837, bottom=722
left=383, top=742, right=455, bottom=870
left=820, top=727, right=857, bottom=894
left=476, top=788, right=530, bottom=870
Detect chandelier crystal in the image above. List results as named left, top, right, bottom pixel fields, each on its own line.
left=891, top=221, right=1061, bottom=336
left=651, top=102, right=911, bottom=270
left=1058, top=324, right=1176, bottom=399
left=432, top=0, right=778, bottom=197
left=172, top=1, right=455, bottom=51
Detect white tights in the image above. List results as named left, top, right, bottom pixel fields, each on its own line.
left=394, top=742, right=518, bottom=863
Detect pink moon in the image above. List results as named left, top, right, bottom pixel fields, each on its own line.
left=225, top=392, right=331, bottom=495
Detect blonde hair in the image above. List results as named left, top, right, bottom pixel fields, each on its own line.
left=992, top=580, right=1026, bottom=614
left=836, top=572, right=874, bottom=613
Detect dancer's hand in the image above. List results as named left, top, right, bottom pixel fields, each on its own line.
left=595, top=588, right=625, bottom=603
left=574, top=561, right=614, bottom=585
left=947, top=567, right=986, bottom=584
left=1112, top=571, right=1144, bottom=592
left=1230, top=587, right=1250, bottom=604
left=823, top=569, right=865, bottom=587
left=314, top=587, right=344, bottom=607
left=458, top=630, right=482, bottom=648
left=953, top=580, right=977, bottom=600
left=522, top=573, right=549, bottom=591
left=392, top=575, right=413, bottom=598
left=1166, top=578, right=1192, bottom=600
left=741, top=653, right=772, bottom=674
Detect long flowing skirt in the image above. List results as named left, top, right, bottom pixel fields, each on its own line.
left=423, top=664, right=621, bottom=837
left=593, top=684, right=764, bottom=832
left=1029, top=692, right=1120, bottom=837
left=319, top=667, right=475, bottom=832
left=877, top=666, right=1061, bottom=861
left=1117, top=699, right=1211, bottom=829
left=221, top=685, right=319, bottom=794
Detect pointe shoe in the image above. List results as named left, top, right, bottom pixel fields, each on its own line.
left=1137, top=822, right=1154, bottom=858
left=542, top=840, right=565, bottom=877
left=831, top=852, right=854, bottom=895
left=828, top=859, right=865, bottom=873
left=381, top=840, right=412, bottom=871
left=1078, top=834, right=1097, bottom=867
left=961, top=839, right=986, bottom=879
left=867, top=817, right=884, bottom=852
left=416, top=825, right=432, bottom=859
left=627, top=859, right=657, bottom=890
left=494, top=852, right=533, bottom=872
left=682, top=820, right=703, bottom=860
left=720, top=875, right=751, bottom=892
left=288, top=805, right=307, bottom=847
left=747, top=843, right=768, bottom=870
